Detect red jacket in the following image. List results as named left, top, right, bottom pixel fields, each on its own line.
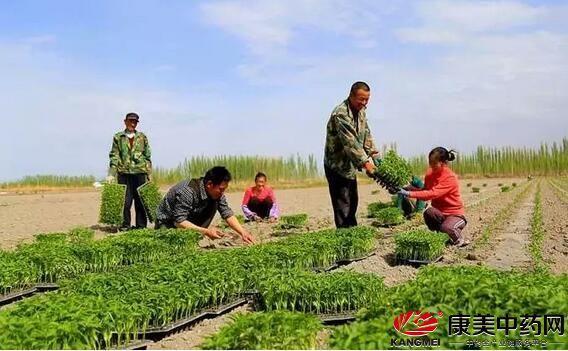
left=410, top=166, right=465, bottom=216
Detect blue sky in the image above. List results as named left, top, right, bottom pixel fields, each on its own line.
left=1, top=0, right=567, bottom=180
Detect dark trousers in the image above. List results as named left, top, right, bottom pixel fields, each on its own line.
left=247, top=198, right=273, bottom=219
left=118, top=173, right=148, bottom=228
left=423, top=207, right=467, bottom=244
left=325, top=165, right=358, bottom=228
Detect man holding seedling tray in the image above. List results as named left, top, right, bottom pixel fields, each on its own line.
left=107, top=112, right=152, bottom=231
left=155, top=166, right=255, bottom=244
left=324, top=81, right=380, bottom=228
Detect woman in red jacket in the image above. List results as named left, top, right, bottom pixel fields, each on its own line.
left=398, top=147, right=469, bottom=246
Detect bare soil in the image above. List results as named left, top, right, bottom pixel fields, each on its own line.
left=147, top=305, right=251, bottom=350
left=541, top=182, right=568, bottom=274
left=484, top=184, right=535, bottom=270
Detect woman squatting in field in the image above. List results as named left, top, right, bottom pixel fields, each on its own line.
left=241, top=172, right=280, bottom=222
left=398, top=147, right=469, bottom=247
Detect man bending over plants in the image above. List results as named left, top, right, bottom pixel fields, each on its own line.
left=155, top=166, right=255, bottom=244
left=398, top=147, right=469, bottom=247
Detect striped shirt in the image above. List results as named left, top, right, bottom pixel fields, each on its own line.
left=156, top=178, right=234, bottom=227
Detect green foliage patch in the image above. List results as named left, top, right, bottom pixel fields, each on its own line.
left=202, top=311, right=322, bottom=350
left=137, top=181, right=163, bottom=223
left=99, top=183, right=126, bottom=226
left=394, top=229, right=448, bottom=261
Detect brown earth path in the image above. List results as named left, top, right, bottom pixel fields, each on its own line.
left=0, top=178, right=518, bottom=250
left=484, top=183, right=537, bottom=270
left=541, top=182, right=568, bottom=274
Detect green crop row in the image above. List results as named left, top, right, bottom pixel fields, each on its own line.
left=394, top=229, right=448, bottom=261
left=0, top=228, right=201, bottom=295
left=529, top=184, right=546, bottom=271
left=202, top=311, right=322, bottom=350
left=476, top=183, right=532, bottom=248
left=255, top=269, right=384, bottom=315
left=0, top=226, right=377, bottom=349
left=331, top=265, right=568, bottom=349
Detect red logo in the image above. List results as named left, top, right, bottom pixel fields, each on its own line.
left=393, top=311, right=443, bottom=337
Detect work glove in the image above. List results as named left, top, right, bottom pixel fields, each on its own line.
left=397, top=189, right=411, bottom=197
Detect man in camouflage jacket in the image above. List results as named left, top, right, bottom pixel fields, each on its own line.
left=324, top=81, right=380, bottom=228
left=108, top=112, right=152, bottom=230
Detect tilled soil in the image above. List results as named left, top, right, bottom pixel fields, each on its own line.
left=541, top=182, right=568, bottom=275
left=484, top=184, right=536, bottom=270
left=340, top=238, right=418, bottom=287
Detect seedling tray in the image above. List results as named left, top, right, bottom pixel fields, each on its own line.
left=319, top=312, right=357, bottom=325
left=0, top=287, right=37, bottom=306
left=35, top=282, right=59, bottom=292
left=129, top=297, right=248, bottom=342
left=314, top=252, right=376, bottom=272
left=111, top=339, right=151, bottom=350
left=396, top=255, right=443, bottom=267
left=335, top=252, right=376, bottom=265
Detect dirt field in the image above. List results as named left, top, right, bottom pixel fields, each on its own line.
left=2, top=176, right=565, bottom=349
left=0, top=177, right=518, bottom=250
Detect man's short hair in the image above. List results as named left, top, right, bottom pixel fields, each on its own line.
left=204, top=166, right=232, bottom=185
left=350, top=81, right=370, bottom=96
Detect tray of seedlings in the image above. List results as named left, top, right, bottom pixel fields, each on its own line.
left=370, top=207, right=406, bottom=228
left=134, top=297, right=249, bottom=341
left=0, top=287, right=38, bottom=307
left=371, top=150, right=412, bottom=195
left=394, top=229, right=447, bottom=267
left=253, top=268, right=385, bottom=327
left=318, top=312, right=357, bottom=325
left=137, top=181, right=163, bottom=224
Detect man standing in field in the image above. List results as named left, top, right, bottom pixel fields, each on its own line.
left=155, top=166, right=255, bottom=244
left=324, top=81, right=380, bottom=228
left=108, top=112, right=152, bottom=231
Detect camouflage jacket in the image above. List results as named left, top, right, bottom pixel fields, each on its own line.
left=324, top=99, right=378, bottom=179
left=109, top=130, right=152, bottom=175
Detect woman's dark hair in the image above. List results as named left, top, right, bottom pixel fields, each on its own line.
left=204, top=166, right=232, bottom=185
left=429, top=147, right=456, bottom=164
left=255, top=172, right=267, bottom=181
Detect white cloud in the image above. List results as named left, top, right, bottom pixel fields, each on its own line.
left=397, top=0, right=546, bottom=44
left=200, top=0, right=392, bottom=56
left=200, top=0, right=568, bottom=158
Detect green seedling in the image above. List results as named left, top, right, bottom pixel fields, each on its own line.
left=370, top=207, right=405, bottom=227
left=137, top=181, right=163, bottom=223
left=99, top=183, right=126, bottom=226
left=394, top=229, right=448, bottom=261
